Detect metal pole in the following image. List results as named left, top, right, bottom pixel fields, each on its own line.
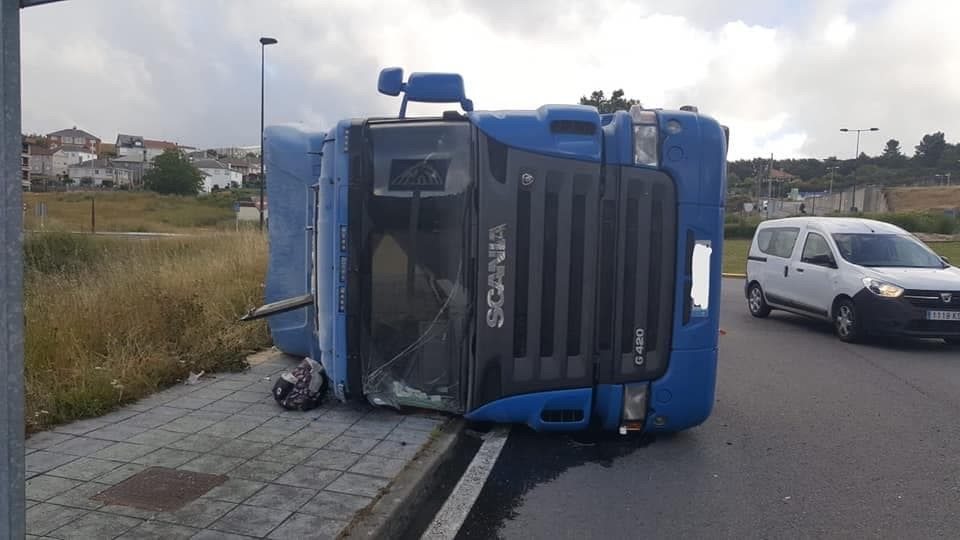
left=258, top=42, right=265, bottom=231
left=1, top=0, right=26, bottom=537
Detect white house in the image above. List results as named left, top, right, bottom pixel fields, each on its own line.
left=67, top=159, right=132, bottom=187
left=192, top=158, right=242, bottom=192
left=53, top=145, right=97, bottom=176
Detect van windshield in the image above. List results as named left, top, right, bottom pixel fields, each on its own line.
left=831, top=233, right=946, bottom=268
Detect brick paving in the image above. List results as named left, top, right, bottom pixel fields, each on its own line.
left=24, top=353, right=447, bottom=539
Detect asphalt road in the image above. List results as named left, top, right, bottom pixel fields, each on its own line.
left=456, top=278, right=960, bottom=539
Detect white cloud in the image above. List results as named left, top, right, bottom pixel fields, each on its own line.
left=823, top=15, right=857, bottom=46
left=17, top=0, right=959, bottom=161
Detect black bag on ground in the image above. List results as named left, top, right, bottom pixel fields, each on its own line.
left=272, top=357, right=328, bottom=411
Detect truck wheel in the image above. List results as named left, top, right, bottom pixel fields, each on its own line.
left=835, top=299, right=861, bottom=343
left=747, top=283, right=771, bottom=318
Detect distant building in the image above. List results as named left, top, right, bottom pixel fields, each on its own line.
left=20, top=139, right=30, bottom=190
left=29, top=146, right=55, bottom=180
left=769, top=169, right=798, bottom=182
left=47, top=127, right=100, bottom=154
left=99, top=142, right=116, bottom=158
left=192, top=158, right=243, bottom=192
left=204, top=146, right=260, bottom=160
left=111, top=154, right=148, bottom=187
left=115, top=134, right=184, bottom=164
left=67, top=159, right=132, bottom=187
left=52, top=145, right=97, bottom=176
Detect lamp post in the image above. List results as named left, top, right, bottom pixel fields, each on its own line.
left=826, top=165, right=840, bottom=195
left=258, top=36, right=277, bottom=231
left=840, top=127, right=879, bottom=212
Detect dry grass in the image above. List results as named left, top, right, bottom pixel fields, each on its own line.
left=887, top=187, right=960, bottom=212
left=23, top=191, right=238, bottom=233
left=24, top=231, right=270, bottom=432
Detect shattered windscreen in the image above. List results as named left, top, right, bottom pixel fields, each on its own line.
left=361, top=121, right=474, bottom=413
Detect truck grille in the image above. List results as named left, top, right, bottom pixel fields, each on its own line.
left=510, top=169, right=597, bottom=385
left=596, top=167, right=676, bottom=385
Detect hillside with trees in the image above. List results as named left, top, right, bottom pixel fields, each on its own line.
left=728, top=131, right=960, bottom=195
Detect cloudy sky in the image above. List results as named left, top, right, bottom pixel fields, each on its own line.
left=19, top=0, right=960, bottom=160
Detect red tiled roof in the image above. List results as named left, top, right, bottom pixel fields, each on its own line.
left=144, top=139, right=179, bottom=150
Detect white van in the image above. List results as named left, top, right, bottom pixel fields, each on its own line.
left=745, top=217, right=960, bottom=344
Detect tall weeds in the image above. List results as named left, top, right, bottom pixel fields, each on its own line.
left=24, top=232, right=271, bottom=431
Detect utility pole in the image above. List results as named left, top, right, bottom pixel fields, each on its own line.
left=258, top=36, right=278, bottom=232
left=1, top=1, right=26, bottom=537
left=766, top=153, right=774, bottom=218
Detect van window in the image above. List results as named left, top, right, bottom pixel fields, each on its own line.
left=756, top=227, right=800, bottom=259
left=801, top=232, right=835, bottom=266
left=832, top=233, right=946, bottom=268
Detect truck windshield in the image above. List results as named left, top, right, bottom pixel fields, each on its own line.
left=831, top=233, right=946, bottom=268
left=361, top=121, right=474, bottom=412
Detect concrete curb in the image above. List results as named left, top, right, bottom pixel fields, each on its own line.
left=342, top=418, right=465, bottom=539
left=722, top=273, right=747, bottom=278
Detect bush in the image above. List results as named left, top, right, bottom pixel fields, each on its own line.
left=724, top=216, right=761, bottom=238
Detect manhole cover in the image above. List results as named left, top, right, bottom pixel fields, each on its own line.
left=91, top=467, right=227, bottom=512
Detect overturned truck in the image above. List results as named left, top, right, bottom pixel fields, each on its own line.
left=246, top=68, right=728, bottom=433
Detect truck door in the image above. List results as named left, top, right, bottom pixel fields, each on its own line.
left=471, top=135, right=602, bottom=413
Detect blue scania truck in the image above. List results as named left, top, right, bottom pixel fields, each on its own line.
left=247, top=68, right=728, bottom=434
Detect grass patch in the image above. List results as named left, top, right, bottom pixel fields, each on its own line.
left=23, top=191, right=238, bottom=233
left=24, top=231, right=270, bottom=431
left=722, top=239, right=960, bottom=276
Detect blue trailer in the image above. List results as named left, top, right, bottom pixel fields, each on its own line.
left=249, top=68, right=728, bottom=434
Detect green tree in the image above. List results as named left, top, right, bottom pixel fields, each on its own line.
left=144, top=150, right=204, bottom=195
left=881, top=138, right=905, bottom=167
left=915, top=131, right=946, bottom=166
left=579, top=89, right=642, bottom=113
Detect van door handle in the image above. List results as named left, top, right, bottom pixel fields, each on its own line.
left=784, top=266, right=789, bottom=277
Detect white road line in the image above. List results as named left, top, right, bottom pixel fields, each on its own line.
left=421, top=426, right=511, bottom=540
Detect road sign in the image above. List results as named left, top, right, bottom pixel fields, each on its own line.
left=233, top=202, right=240, bottom=213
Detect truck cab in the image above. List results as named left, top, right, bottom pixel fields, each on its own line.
left=254, top=68, right=728, bottom=433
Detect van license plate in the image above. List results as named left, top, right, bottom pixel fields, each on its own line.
left=926, top=310, right=960, bottom=321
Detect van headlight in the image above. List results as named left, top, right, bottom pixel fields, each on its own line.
left=862, top=277, right=904, bottom=298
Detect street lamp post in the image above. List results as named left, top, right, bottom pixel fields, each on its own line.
left=827, top=165, right=840, bottom=195
left=259, top=36, right=278, bottom=231
left=840, top=127, right=879, bottom=212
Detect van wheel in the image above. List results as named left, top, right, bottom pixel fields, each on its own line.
left=835, top=299, right=861, bottom=343
left=747, top=283, right=771, bottom=318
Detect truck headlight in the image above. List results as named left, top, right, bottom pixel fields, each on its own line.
left=619, top=383, right=649, bottom=434
left=630, top=106, right=659, bottom=167
left=862, top=277, right=904, bottom=298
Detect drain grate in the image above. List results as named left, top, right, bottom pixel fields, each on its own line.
left=91, top=466, right=227, bottom=512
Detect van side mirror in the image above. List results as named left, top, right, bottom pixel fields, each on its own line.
left=942, top=255, right=952, bottom=266
left=808, top=254, right=838, bottom=268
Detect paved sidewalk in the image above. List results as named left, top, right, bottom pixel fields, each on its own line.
left=24, top=353, right=448, bottom=539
